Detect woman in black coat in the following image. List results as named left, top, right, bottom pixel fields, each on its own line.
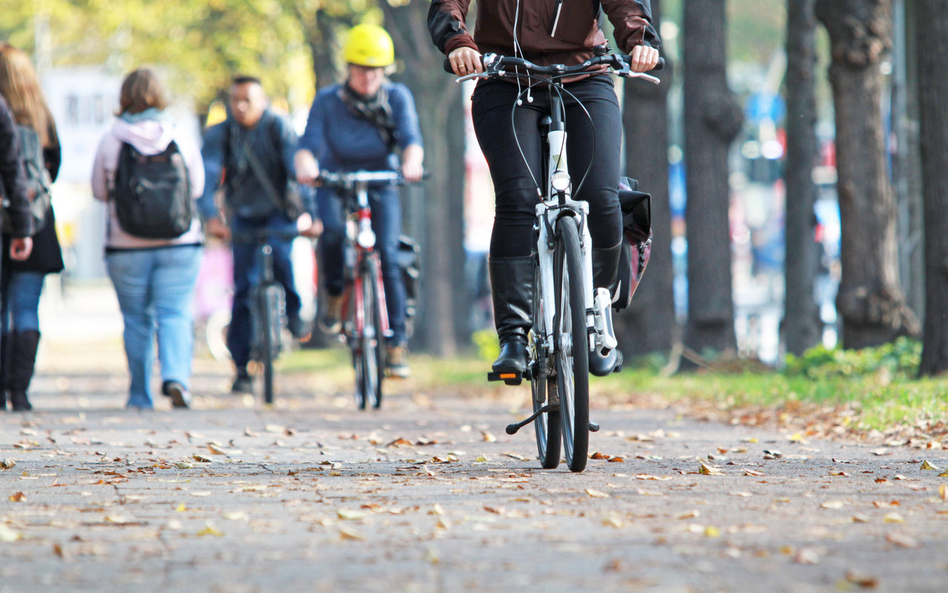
left=0, top=43, right=64, bottom=411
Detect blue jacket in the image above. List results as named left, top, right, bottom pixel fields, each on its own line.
left=298, top=82, right=423, bottom=173
left=198, top=109, right=315, bottom=221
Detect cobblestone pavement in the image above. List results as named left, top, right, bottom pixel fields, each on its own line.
left=1, top=318, right=947, bottom=593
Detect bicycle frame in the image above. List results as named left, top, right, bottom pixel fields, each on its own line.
left=343, top=181, right=390, bottom=343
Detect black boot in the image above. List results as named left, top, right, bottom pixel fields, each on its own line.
left=0, top=332, right=9, bottom=410
left=589, top=243, right=623, bottom=377
left=489, top=256, right=534, bottom=374
left=9, top=330, right=39, bottom=411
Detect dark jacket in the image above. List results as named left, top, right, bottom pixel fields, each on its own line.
left=0, top=94, right=32, bottom=238
left=4, top=141, right=64, bottom=275
left=428, top=0, right=661, bottom=67
left=198, top=109, right=314, bottom=222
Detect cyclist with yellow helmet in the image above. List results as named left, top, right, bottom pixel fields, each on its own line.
left=296, top=23, right=424, bottom=378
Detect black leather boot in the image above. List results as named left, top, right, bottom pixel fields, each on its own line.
left=0, top=332, right=9, bottom=410
left=489, top=256, right=534, bottom=374
left=589, top=243, right=623, bottom=377
left=9, top=330, right=39, bottom=411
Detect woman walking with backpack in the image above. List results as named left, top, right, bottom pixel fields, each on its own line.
left=0, top=43, right=61, bottom=411
left=91, top=68, right=205, bottom=409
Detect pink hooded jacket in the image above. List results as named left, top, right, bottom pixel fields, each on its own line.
left=91, top=116, right=205, bottom=249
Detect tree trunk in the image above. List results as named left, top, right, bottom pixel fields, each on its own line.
left=916, top=0, right=948, bottom=376
left=682, top=0, right=743, bottom=358
left=616, top=0, right=676, bottom=358
left=783, top=0, right=822, bottom=356
left=382, top=0, right=469, bottom=355
left=815, top=0, right=920, bottom=349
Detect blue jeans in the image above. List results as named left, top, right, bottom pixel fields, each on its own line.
left=318, top=184, right=407, bottom=345
left=106, top=245, right=203, bottom=409
left=1, top=271, right=45, bottom=333
left=228, top=214, right=301, bottom=369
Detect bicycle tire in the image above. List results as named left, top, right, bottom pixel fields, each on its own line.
left=261, top=284, right=284, bottom=405
left=530, top=263, right=561, bottom=469
left=367, top=255, right=386, bottom=409
left=553, top=216, right=590, bottom=472
left=355, top=257, right=383, bottom=410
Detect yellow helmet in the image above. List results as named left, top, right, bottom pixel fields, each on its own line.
left=343, top=24, right=394, bottom=68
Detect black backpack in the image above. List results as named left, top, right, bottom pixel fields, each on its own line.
left=112, top=141, right=192, bottom=239
left=1, top=124, right=52, bottom=234
left=612, top=177, right=653, bottom=311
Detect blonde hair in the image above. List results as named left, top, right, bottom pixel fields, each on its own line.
left=118, top=68, right=168, bottom=115
left=0, top=42, right=57, bottom=148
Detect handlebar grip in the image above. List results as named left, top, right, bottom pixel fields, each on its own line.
left=654, top=56, right=665, bottom=71
left=443, top=58, right=455, bottom=74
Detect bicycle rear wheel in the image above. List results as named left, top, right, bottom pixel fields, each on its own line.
left=531, top=263, right=561, bottom=469
left=553, top=216, right=590, bottom=472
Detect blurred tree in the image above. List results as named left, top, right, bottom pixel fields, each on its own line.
left=815, top=0, right=919, bottom=349
left=681, top=0, right=744, bottom=361
left=0, top=0, right=315, bottom=117
left=916, top=0, right=948, bottom=376
left=380, top=0, right=468, bottom=355
left=616, top=0, right=677, bottom=358
left=783, top=0, right=821, bottom=356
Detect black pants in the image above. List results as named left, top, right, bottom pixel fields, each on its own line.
left=471, top=75, right=623, bottom=259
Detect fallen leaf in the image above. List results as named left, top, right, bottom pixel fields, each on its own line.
left=9, top=492, right=26, bottom=502
left=940, top=484, right=947, bottom=500
left=608, top=457, right=625, bottom=463
left=586, top=489, right=610, bottom=498
left=436, top=517, right=451, bottom=530
left=175, top=462, right=193, bottom=470
left=938, top=468, right=948, bottom=478
left=590, top=452, right=610, bottom=460
left=704, top=526, right=721, bottom=538
left=820, top=501, right=845, bottom=509
left=0, top=525, right=22, bottom=542
left=636, top=474, right=673, bottom=481
left=845, top=570, right=879, bottom=588
left=882, top=513, right=904, bottom=524
left=829, top=471, right=849, bottom=477
left=743, top=469, right=765, bottom=477
left=852, top=514, right=871, bottom=523
left=386, top=438, right=412, bottom=448
left=885, top=532, right=919, bottom=548
left=192, top=455, right=212, bottom=463
left=793, top=548, right=820, bottom=564
left=920, top=460, right=940, bottom=471
left=602, top=515, right=623, bottom=528
left=208, top=443, right=226, bottom=455
left=428, top=504, right=445, bottom=516
left=1, top=459, right=15, bottom=470
left=698, top=463, right=724, bottom=476
left=337, top=509, right=369, bottom=521
left=426, top=547, right=440, bottom=564
left=223, top=511, right=248, bottom=521
left=244, top=427, right=259, bottom=437
left=175, top=503, right=186, bottom=512
left=481, top=431, right=497, bottom=443
left=475, top=456, right=489, bottom=463
left=197, top=522, right=223, bottom=537
left=871, top=448, right=891, bottom=456
left=730, top=491, right=753, bottom=497
left=677, top=510, right=700, bottom=520
left=339, top=526, right=366, bottom=541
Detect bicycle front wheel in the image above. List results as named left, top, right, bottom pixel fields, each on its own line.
left=531, top=262, right=561, bottom=469
left=354, top=256, right=384, bottom=410
left=260, top=284, right=284, bottom=405
left=553, top=216, right=590, bottom=472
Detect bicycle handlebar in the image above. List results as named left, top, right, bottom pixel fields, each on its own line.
left=442, top=53, right=664, bottom=79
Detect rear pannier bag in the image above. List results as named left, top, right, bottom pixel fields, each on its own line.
left=612, top=177, right=652, bottom=311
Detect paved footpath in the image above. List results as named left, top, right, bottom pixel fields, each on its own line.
left=2, top=335, right=948, bottom=593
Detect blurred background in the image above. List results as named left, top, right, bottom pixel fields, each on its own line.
left=1, top=0, right=944, bottom=376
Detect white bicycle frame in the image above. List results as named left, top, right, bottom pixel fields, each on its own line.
left=534, top=121, right=618, bottom=362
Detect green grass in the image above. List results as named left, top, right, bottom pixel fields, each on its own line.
left=279, top=339, right=948, bottom=434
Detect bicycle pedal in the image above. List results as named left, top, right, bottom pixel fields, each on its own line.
left=488, top=371, right=523, bottom=385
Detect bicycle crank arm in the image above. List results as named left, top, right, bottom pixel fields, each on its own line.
left=506, top=404, right=560, bottom=435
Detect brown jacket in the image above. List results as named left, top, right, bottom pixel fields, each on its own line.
left=428, top=0, right=660, bottom=68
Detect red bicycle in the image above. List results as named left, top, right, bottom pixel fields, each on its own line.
left=317, top=170, right=403, bottom=409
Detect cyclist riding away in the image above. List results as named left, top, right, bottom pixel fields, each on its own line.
left=428, top=0, right=660, bottom=377
left=295, top=23, right=424, bottom=379
left=200, top=76, right=320, bottom=394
